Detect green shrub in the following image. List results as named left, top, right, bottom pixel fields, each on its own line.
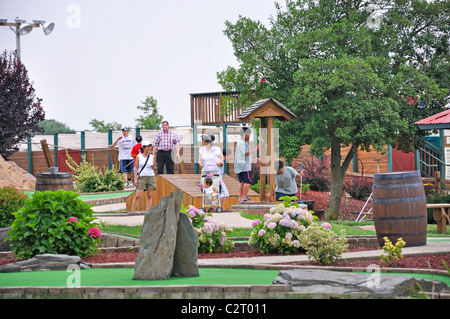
left=298, top=223, right=348, bottom=264
left=0, top=186, right=29, bottom=228
left=380, top=236, right=405, bottom=266
left=7, top=190, right=101, bottom=259
left=66, top=152, right=124, bottom=193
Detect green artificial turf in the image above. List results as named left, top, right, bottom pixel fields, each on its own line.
left=0, top=268, right=280, bottom=287
left=23, top=191, right=133, bottom=201
left=1, top=267, right=449, bottom=288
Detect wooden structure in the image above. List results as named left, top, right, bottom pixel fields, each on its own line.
left=426, top=203, right=450, bottom=234
left=190, top=91, right=244, bottom=174
left=415, top=110, right=450, bottom=179
left=372, top=171, right=427, bottom=247
left=237, top=98, right=296, bottom=202
left=126, top=174, right=259, bottom=211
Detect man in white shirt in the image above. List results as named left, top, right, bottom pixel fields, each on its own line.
left=234, top=127, right=258, bottom=203
left=112, top=127, right=136, bottom=186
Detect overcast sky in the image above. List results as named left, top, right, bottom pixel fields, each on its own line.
left=0, top=0, right=276, bottom=131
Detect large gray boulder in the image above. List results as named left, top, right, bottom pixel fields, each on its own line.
left=133, top=189, right=198, bottom=281
left=0, top=254, right=91, bottom=273
left=273, top=269, right=449, bottom=298
left=171, top=212, right=199, bottom=277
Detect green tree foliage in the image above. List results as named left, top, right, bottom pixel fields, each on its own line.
left=88, top=119, right=122, bottom=132
left=135, top=96, right=163, bottom=130
left=38, top=119, right=75, bottom=134
left=218, top=0, right=449, bottom=219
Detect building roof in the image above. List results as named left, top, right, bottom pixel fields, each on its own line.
left=415, top=109, right=450, bottom=129
left=237, top=98, right=296, bottom=122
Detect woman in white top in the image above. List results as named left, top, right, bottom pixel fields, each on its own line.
left=198, top=134, right=224, bottom=174
left=131, top=140, right=157, bottom=211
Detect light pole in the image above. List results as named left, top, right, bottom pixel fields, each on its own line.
left=0, top=18, right=55, bottom=59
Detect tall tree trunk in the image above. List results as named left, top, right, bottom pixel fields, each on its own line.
left=324, top=139, right=358, bottom=220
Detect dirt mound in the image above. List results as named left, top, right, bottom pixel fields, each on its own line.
left=0, top=156, right=35, bottom=190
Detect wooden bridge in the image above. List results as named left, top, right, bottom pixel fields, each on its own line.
left=126, top=174, right=259, bottom=211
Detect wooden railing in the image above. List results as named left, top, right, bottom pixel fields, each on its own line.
left=190, top=91, right=242, bottom=126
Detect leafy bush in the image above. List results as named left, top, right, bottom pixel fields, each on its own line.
left=182, top=205, right=234, bottom=253
left=7, top=190, right=101, bottom=259
left=302, top=155, right=330, bottom=191
left=379, top=237, right=405, bottom=266
left=344, top=176, right=373, bottom=200
left=66, top=152, right=124, bottom=193
left=0, top=186, right=29, bottom=228
left=249, top=196, right=315, bottom=254
left=250, top=180, right=269, bottom=194
left=298, top=222, right=348, bottom=264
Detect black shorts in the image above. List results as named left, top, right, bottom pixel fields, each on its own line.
left=237, top=171, right=252, bottom=184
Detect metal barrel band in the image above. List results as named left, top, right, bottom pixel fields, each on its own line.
left=372, top=182, right=423, bottom=189
left=373, top=214, right=427, bottom=221
left=372, top=196, right=426, bottom=204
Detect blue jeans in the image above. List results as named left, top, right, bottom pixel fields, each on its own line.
left=276, top=192, right=296, bottom=200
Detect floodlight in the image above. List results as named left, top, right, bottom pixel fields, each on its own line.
left=42, top=22, right=54, bottom=35
left=19, top=24, right=33, bottom=35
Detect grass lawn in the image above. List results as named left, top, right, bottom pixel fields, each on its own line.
left=100, top=212, right=450, bottom=239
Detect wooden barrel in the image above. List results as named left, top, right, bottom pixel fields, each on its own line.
left=35, top=172, right=74, bottom=192
left=372, top=171, right=427, bottom=247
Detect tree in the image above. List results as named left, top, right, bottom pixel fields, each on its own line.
left=218, top=0, right=448, bottom=220
left=0, top=51, right=45, bottom=158
left=38, top=119, right=76, bottom=134
left=89, top=119, right=122, bottom=133
left=135, top=96, right=163, bottom=130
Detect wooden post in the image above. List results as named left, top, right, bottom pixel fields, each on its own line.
left=108, top=145, right=119, bottom=170
left=259, top=118, right=267, bottom=202
left=40, top=139, right=54, bottom=168
left=435, top=171, right=442, bottom=193
left=177, top=147, right=185, bottom=174
left=267, top=117, right=276, bottom=202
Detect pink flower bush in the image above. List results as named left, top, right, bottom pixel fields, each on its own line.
left=321, top=222, right=332, bottom=230
left=252, top=219, right=262, bottom=227
left=67, top=217, right=78, bottom=223
left=182, top=205, right=234, bottom=253
left=88, top=227, right=102, bottom=238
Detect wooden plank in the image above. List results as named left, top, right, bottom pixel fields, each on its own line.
left=40, top=139, right=54, bottom=168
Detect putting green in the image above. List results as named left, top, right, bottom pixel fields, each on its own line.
left=1, top=267, right=449, bottom=288
left=0, top=268, right=279, bottom=287
left=23, top=191, right=133, bottom=201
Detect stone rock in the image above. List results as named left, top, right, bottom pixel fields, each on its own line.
left=171, top=212, right=199, bottom=277
left=0, top=254, right=91, bottom=273
left=273, top=269, right=449, bottom=298
left=0, top=227, right=11, bottom=252
left=133, top=190, right=183, bottom=281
